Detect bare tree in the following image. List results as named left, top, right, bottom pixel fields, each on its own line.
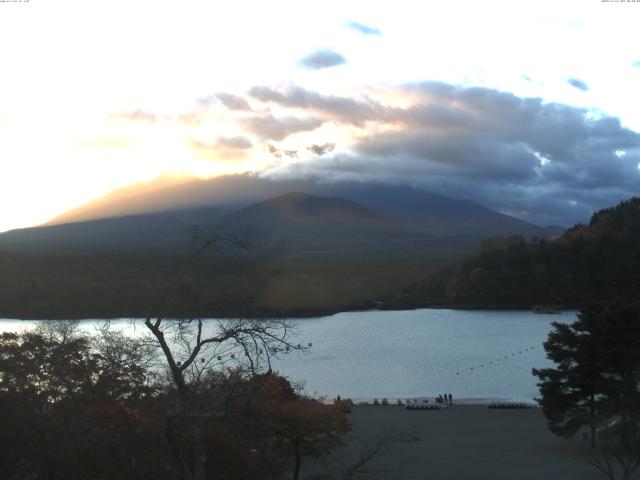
left=141, top=317, right=304, bottom=480
left=139, top=231, right=307, bottom=480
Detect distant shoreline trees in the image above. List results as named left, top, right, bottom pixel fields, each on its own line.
left=392, top=196, right=640, bottom=310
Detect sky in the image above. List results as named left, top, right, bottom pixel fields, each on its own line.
left=1, top=0, right=639, bottom=232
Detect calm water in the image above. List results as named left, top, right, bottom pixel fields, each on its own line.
left=0, top=309, right=575, bottom=403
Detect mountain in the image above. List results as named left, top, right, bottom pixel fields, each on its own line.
left=219, top=191, right=389, bottom=227
left=314, top=183, right=565, bottom=237
left=43, top=174, right=564, bottom=239
left=0, top=192, right=471, bottom=258
left=210, top=192, right=447, bottom=258
left=0, top=206, right=225, bottom=255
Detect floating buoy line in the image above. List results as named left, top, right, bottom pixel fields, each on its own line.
left=455, top=345, right=537, bottom=377
left=177, top=341, right=315, bottom=367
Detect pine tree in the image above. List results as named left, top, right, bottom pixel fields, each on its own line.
left=533, top=299, right=640, bottom=447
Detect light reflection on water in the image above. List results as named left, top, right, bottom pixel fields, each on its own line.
left=0, top=309, right=575, bottom=402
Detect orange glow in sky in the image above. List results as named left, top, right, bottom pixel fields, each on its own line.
left=1, top=0, right=639, bottom=232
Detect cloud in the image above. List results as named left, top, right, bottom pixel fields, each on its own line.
left=212, top=92, right=252, bottom=111
left=248, top=85, right=392, bottom=125
left=143, top=80, right=639, bottom=226
left=259, top=81, right=640, bottom=226
left=307, top=143, right=335, bottom=156
left=189, top=135, right=253, bottom=160
left=345, top=20, right=382, bottom=36
left=298, top=49, right=346, bottom=70
left=215, top=135, right=253, bottom=150
left=265, top=144, right=298, bottom=159
left=242, top=113, right=323, bottom=140
left=567, top=78, right=589, bottom=91
left=111, top=110, right=159, bottom=123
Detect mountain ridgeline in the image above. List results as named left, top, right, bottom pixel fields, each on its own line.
left=0, top=179, right=579, bottom=318
left=391, top=197, right=640, bottom=309
left=0, top=178, right=564, bottom=257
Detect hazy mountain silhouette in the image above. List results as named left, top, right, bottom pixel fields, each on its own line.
left=216, top=192, right=392, bottom=240
left=211, top=192, right=434, bottom=257
left=0, top=207, right=224, bottom=255
left=1, top=192, right=467, bottom=258
left=44, top=174, right=564, bottom=238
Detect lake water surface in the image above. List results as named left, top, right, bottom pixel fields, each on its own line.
left=0, top=309, right=575, bottom=403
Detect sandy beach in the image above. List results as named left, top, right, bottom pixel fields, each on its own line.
left=311, top=404, right=602, bottom=480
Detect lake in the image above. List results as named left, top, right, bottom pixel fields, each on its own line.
left=0, top=309, right=574, bottom=403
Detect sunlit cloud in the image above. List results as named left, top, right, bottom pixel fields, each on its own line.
left=189, top=135, right=254, bottom=161
left=110, top=110, right=160, bottom=123
left=242, top=113, right=324, bottom=141
left=248, top=85, right=394, bottom=125
left=203, top=93, right=253, bottom=111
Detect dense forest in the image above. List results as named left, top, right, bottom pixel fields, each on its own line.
left=392, top=197, right=640, bottom=309
left=0, top=252, right=454, bottom=319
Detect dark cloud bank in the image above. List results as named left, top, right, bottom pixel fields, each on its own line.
left=250, top=82, right=640, bottom=227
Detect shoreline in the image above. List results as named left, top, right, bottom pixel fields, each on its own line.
left=1, top=305, right=577, bottom=322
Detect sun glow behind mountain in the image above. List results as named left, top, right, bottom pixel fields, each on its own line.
left=1, top=0, right=640, bottom=233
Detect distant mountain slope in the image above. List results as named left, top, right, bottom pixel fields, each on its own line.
left=220, top=192, right=389, bottom=226
left=0, top=192, right=475, bottom=259
left=0, top=206, right=224, bottom=254
left=316, top=183, right=565, bottom=237
left=44, top=174, right=564, bottom=238
left=213, top=192, right=423, bottom=257
left=0, top=193, right=399, bottom=256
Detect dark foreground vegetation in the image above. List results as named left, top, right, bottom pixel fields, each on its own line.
left=0, top=320, right=351, bottom=480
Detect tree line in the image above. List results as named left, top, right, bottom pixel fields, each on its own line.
left=392, top=196, right=640, bottom=309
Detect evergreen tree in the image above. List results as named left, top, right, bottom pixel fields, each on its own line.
left=533, top=300, right=640, bottom=447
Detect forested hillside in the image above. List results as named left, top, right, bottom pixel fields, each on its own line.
left=392, top=197, right=640, bottom=309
